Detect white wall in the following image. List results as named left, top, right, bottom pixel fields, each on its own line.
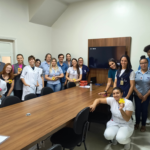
left=28, top=0, right=45, bottom=20
left=51, top=0, right=150, bottom=71
left=0, top=0, right=52, bottom=65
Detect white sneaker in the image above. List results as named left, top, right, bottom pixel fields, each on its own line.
left=124, top=142, right=130, bottom=150
left=112, top=138, right=117, bottom=145
left=146, top=118, right=150, bottom=124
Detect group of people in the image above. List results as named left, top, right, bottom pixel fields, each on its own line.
left=90, top=45, right=150, bottom=150
left=0, top=53, right=89, bottom=103
left=1, top=44, right=150, bottom=150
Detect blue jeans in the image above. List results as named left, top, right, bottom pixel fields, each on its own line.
left=47, top=83, right=61, bottom=92
left=134, top=95, right=150, bottom=126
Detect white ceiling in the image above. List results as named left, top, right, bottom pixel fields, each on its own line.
left=28, top=0, right=92, bottom=27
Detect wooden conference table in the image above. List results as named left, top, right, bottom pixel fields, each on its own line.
left=0, top=86, right=112, bottom=150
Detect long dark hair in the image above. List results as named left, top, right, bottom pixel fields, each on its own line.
left=108, top=58, right=119, bottom=69
left=71, top=58, right=80, bottom=75
left=119, top=55, right=132, bottom=73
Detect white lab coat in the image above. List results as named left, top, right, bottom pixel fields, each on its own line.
left=20, top=65, right=39, bottom=100
left=36, top=68, right=43, bottom=94
left=0, top=79, right=7, bottom=105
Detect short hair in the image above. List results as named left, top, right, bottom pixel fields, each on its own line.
left=45, top=53, right=52, bottom=61
left=66, top=53, right=71, bottom=57
left=144, top=45, right=150, bottom=52
left=58, top=54, right=64, bottom=58
left=17, top=54, right=24, bottom=58
left=28, top=55, right=35, bottom=61
left=78, top=57, right=83, bottom=61
left=35, top=59, right=41, bottom=65
left=113, top=87, right=123, bottom=93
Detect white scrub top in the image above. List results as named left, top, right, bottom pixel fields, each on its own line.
left=67, top=67, right=82, bottom=79
left=20, top=65, right=39, bottom=100
left=0, top=79, right=7, bottom=105
left=106, top=97, right=134, bottom=129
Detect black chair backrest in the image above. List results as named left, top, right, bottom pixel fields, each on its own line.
left=41, top=87, right=53, bottom=96
left=1, top=96, right=21, bottom=107
left=24, top=93, right=37, bottom=101
left=68, top=82, right=76, bottom=88
left=73, top=107, right=90, bottom=135
left=47, top=144, right=62, bottom=150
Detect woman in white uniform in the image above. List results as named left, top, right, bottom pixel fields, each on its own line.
left=90, top=87, right=134, bottom=150
left=35, top=59, right=44, bottom=96
left=20, top=55, right=39, bottom=101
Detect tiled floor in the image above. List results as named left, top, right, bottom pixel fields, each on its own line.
left=39, top=122, right=150, bottom=150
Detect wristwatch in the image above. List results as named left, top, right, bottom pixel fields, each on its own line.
left=104, top=90, right=107, bottom=93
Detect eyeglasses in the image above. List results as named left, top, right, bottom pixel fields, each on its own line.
left=140, top=62, right=148, bottom=65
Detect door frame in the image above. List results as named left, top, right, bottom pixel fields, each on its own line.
left=0, top=36, right=18, bottom=64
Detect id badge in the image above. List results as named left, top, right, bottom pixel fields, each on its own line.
left=120, top=78, right=124, bottom=85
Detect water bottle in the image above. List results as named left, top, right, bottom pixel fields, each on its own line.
left=90, top=81, right=92, bottom=91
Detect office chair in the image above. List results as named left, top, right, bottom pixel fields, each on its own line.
left=51, top=107, right=90, bottom=150
left=24, top=93, right=37, bottom=101
left=41, top=87, right=53, bottom=96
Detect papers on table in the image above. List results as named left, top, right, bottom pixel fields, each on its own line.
left=79, top=85, right=90, bottom=88
left=0, top=135, right=9, bottom=144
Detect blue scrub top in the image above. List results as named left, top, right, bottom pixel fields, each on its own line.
left=81, top=65, right=89, bottom=80
left=108, top=69, right=117, bottom=82
left=40, top=61, right=50, bottom=81
left=138, top=57, right=150, bottom=70
left=135, top=69, right=150, bottom=95
left=57, top=62, right=68, bottom=83
left=45, top=67, right=63, bottom=85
